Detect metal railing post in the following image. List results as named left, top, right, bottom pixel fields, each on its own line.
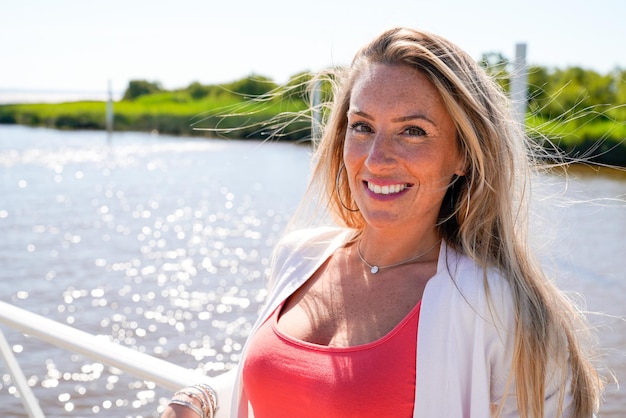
left=0, top=328, right=45, bottom=418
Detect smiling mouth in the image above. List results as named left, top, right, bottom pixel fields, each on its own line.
left=366, top=181, right=412, bottom=195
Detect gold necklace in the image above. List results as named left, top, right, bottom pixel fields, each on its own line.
left=356, top=239, right=441, bottom=274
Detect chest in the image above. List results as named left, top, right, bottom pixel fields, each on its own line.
left=276, top=257, right=436, bottom=347
left=242, top=300, right=420, bottom=417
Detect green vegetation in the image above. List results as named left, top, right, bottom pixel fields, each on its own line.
left=1, top=60, right=625, bottom=165
left=480, top=53, right=626, bottom=165
left=0, top=74, right=311, bottom=140
left=122, top=80, right=164, bottom=101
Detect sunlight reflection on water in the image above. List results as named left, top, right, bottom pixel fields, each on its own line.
left=0, top=126, right=308, bottom=416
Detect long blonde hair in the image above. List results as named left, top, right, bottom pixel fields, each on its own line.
left=307, top=27, right=602, bottom=417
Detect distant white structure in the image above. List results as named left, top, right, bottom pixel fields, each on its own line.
left=106, top=80, right=114, bottom=134
left=510, top=43, right=528, bottom=131
left=311, top=78, right=322, bottom=141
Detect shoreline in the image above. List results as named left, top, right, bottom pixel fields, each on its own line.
left=1, top=95, right=625, bottom=166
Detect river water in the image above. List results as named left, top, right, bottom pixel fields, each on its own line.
left=0, top=125, right=624, bottom=417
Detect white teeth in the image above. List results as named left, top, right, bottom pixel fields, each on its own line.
left=367, top=182, right=408, bottom=195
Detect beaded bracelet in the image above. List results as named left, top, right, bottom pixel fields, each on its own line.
left=175, top=389, right=208, bottom=417
left=194, top=383, right=218, bottom=416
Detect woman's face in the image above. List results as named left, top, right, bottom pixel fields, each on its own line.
left=343, top=63, right=465, bottom=235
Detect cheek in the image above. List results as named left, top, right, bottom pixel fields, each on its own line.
left=342, top=138, right=365, bottom=171
left=342, top=141, right=357, bottom=185
left=427, top=139, right=464, bottom=178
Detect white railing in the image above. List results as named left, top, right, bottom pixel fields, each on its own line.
left=0, top=300, right=212, bottom=417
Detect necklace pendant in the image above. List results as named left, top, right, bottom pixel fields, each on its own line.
left=370, top=266, right=379, bottom=274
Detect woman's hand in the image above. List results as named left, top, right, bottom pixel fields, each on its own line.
left=161, top=398, right=203, bottom=418
left=161, top=384, right=218, bottom=418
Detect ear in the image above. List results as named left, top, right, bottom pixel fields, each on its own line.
left=454, top=153, right=468, bottom=177
left=452, top=135, right=469, bottom=176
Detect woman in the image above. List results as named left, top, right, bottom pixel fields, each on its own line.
left=162, top=27, right=603, bottom=418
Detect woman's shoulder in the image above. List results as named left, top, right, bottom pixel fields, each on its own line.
left=277, top=226, right=351, bottom=247
left=430, top=243, right=516, bottom=329
left=272, top=226, right=354, bottom=261
left=437, top=243, right=512, bottom=298
left=267, top=226, right=354, bottom=289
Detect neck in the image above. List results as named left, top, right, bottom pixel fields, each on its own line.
left=357, top=227, right=441, bottom=268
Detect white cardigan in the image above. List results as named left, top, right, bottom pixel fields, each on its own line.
left=208, top=227, right=573, bottom=417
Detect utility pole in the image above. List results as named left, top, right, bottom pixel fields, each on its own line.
left=510, top=43, right=528, bottom=132
left=106, top=80, right=114, bottom=135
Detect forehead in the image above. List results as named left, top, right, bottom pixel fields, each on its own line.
left=349, top=63, right=445, bottom=114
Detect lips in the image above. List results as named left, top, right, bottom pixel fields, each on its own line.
left=366, top=181, right=412, bottom=195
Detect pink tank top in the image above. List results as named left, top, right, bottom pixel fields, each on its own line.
left=242, top=300, right=420, bottom=417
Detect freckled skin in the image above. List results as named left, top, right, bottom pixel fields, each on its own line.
left=344, top=63, right=465, bottom=240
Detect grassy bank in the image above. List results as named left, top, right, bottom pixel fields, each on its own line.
left=526, top=115, right=626, bottom=166
left=0, top=88, right=311, bottom=140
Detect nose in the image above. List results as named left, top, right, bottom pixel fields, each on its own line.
left=364, top=133, right=396, bottom=170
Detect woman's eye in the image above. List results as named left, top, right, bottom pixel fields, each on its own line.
left=349, top=122, right=373, bottom=133
left=404, top=126, right=427, bottom=136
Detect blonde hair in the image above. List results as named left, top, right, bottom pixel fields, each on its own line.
left=306, top=27, right=602, bottom=417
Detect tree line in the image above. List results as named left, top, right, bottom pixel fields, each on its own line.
left=125, top=56, right=625, bottom=126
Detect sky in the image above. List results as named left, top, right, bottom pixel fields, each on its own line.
left=1, top=0, right=624, bottom=102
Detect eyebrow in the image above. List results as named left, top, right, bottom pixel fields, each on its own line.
left=349, top=109, right=437, bottom=127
